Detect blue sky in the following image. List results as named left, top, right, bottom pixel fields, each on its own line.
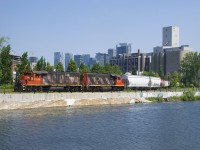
left=1, top=0, right=200, bottom=64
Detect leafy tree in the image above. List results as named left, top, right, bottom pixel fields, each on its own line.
left=103, top=64, right=113, bottom=74
left=159, top=69, right=164, bottom=79
left=0, top=37, right=9, bottom=83
left=17, top=52, right=31, bottom=77
left=0, top=37, right=9, bottom=48
left=0, top=69, right=2, bottom=83
left=55, top=61, right=64, bottom=72
left=67, top=59, right=77, bottom=72
left=149, top=71, right=159, bottom=77
left=79, top=63, right=90, bottom=73
left=33, top=56, right=47, bottom=71
left=0, top=45, right=12, bottom=84
left=112, top=64, right=122, bottom=75
left=142, top=71, right=159, bottom=77
left=181, top=89, right=195, bottom=101
left=142, top=71, right=149, bottom=76
left=46, top=62, right=54, bottom=71
left=170, top=71, right=180, bottom=87
left=91, top=63, right=103, bottom=73
left=132, top=68, right=137, bottom=75
left=180, top=52, right=200, bottom=87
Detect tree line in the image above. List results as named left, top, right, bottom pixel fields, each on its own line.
left=1, top=37, right=200, bottom=88
left=0, top=36, right=123, bottom=85
left=20, top=53, right=122, bottom=74
left=0, top=37, right=13, bottom=85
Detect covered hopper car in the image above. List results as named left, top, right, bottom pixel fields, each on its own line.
left=122, top=72, right=169, bottom=90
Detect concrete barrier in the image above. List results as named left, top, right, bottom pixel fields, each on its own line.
left=0, top=91, right=189, bottom=110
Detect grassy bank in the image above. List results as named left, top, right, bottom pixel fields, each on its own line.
left=0, top=84, right=14, bottom=93
left=146, top=90, right=200, bottom=102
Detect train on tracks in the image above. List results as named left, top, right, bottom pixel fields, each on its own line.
left=14, top=71, right=124, bottom=92
left=14, top=71, right=169, bottom=92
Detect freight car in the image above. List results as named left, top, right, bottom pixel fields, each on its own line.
left=122, top=72, right=169, bottom=90
left=82, top=73, right=124, bottom=92
left=14, top=71, right=124, bottom=92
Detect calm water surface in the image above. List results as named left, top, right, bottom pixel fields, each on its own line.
left=0, top=102, right=200, bottom=150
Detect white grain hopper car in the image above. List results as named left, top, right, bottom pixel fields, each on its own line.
left=122, top=72, right=169, bottom=89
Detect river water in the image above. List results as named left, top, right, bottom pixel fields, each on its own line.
left=0, top=102, right=200, bottom=150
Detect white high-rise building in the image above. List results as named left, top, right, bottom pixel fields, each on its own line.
left=151, top=26, right=193, bottom=75
left=162, top=26, right=179, bottom=47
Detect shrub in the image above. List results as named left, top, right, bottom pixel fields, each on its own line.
left=168, top=96, right=181, bottom=101
left=146, top=96, right=163, bottom=102
left=194, top=96, right=200, bottom=101
left=181, top=90, right=195, bottom=101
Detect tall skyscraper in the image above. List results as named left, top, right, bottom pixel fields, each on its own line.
left=82, top=54, right=90, bottom=67
left=116, top=43, right=131, bottom=55
left=89, top=58, right=97, bottom=68
left=108, top=48, right=116, bottom=60
left=54, top=52, right=64, bottom=69
left=74, top=55, right=83, bottom=68
left=65, top=53, right=73, bottom=71
left=96, top=53, right=109, bottom=66
left=162, top=26, right=179, bottom=47
left=151, top=26, right=192, bottom=75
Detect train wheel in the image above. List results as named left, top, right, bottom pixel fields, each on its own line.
left=65, top=87, right=70, bottom=92
left=71, top=87, right=74, bottom=92
left=27, top=87, right=32, bottom=92
left=39, top=87, right=43, bottom=92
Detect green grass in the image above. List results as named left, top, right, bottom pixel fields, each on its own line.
left=146, top=89, right=200, bottom=102
left=0, top=84, right=15, bottom=93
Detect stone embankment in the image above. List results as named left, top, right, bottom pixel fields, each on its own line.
left=0, top=91, right=196, bottom=110
left=0, top=92, right=152, bottom=110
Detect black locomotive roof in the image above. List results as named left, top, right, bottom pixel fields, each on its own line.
left=33, top=71, right=48, bottom=74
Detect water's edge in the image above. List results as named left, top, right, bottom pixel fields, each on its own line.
left=0, top=91, right=199, bottom=110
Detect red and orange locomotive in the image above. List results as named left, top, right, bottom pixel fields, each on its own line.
left=14, top=71, right=124, bottom=92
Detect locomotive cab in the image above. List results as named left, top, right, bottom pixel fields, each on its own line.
left=21, top=71, right=48, bottom=85
left=110, top=74, right=124, bottom=86
left=110, top=74, right=124, bottom=91
left=15, top=71, right=48, bottom=91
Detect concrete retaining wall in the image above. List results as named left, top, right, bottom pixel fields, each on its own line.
left=0, top=91, right=199, bottom=110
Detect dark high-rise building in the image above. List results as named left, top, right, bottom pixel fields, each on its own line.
left=29, top=56, right=38, bottom=69
left=82, top=54, right=90, bottom=67
left=108, top=48, right=116, bottom=60
left=89, top=58, right=97, bottom=68
left=29, top=57, right=38, bottom=64
left=65, top=53, right=73, bottom=71
left=110, top=53, right=150, bottom=73
left=116, top=43, right=131, bottom=55
left=54, top=52, right=64, bottom=69
left=74, top=55, right=83, bottom=68
left=96, top=53, right=109, bottom=66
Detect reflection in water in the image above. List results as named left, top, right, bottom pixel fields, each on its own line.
left=0, top=102, right=200, bottom=150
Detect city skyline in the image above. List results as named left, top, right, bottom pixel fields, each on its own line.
left=1, top=0, right=200, bottom=64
